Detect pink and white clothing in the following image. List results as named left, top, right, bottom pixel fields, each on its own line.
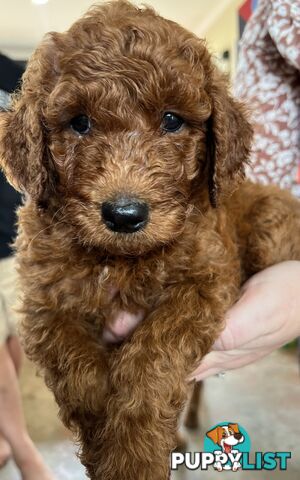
left=235, top=0, right=300, bottom=196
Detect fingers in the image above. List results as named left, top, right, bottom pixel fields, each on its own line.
left=103, top=309, right=145, bottom=343
left=102, top=284, right=145, bottom=343
left=189, top=351, right=224, bottom=381
left=191, top=347, right=275, bottom=382
left=213, top=282, right=269, bottom=351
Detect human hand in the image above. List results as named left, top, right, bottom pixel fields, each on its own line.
left=103, top=262, right=300, bottom=380
left=192, top=261, right=300, bottom=381
left=103, top=309, right=145, bottom=343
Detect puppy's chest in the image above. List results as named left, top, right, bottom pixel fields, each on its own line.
left=72, top=252, right=182, bottom=320
left=98, top=258, right=171, bottom=314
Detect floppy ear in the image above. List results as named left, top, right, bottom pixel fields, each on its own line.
left=207, top=73, right=253, bottom=207
left=206, top=426, right=222, bottom=445
left=0, top=34, right=60, bottom=201
left=229, top=423, right=240, bottom=434
left=0, top=104, right=48, bottom=199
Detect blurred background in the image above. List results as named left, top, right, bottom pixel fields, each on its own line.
left=0, top=1, right=299, bottom=480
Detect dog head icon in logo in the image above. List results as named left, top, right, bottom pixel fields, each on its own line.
left=207, top=423, right=244, bottom=454
left=205, top=422, right=249, bottom=472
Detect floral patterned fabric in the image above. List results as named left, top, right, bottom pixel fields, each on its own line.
left=234, top=0, right=300, bottom=196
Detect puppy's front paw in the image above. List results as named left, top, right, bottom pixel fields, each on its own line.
left=79, top=363, right=108, bottom=413
left=57, top=360, right=108, bottom=415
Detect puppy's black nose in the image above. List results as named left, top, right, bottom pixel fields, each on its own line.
left=101, top=198, right=149, bottom=233
left=234, top=433, right=243, bottom=440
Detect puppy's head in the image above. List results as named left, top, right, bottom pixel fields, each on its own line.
left=207, top=423, right=244, bottom=453
left=0, top=0, right=252, bottom=255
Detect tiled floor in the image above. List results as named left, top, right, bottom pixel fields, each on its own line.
left=1, top=348, right=299, bottom=479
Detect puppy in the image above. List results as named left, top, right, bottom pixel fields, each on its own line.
left=0, top=2, right=300, bottom=479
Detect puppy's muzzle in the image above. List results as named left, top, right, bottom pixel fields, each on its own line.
left=101, top=197, right=149, bottom=233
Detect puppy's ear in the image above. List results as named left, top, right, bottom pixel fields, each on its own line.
left=207, top=73, right=253, bottom=207
left=229, top=423, right=239, bottom=434
left=0, top=34, right=60, bottom=200
left=206, top=426, right=222, bottom=445
left=0, top=105, right=48, bottom=199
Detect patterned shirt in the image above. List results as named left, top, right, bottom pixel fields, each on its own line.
left=234, top=0, right=300, bottom=197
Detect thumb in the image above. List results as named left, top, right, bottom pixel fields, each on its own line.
left=213, top=284, right=265, bottom=351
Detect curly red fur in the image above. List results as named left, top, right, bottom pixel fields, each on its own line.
left=0, top=2, right=300, bottom=479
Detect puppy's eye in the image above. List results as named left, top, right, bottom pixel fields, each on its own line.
left=161, top=112, right=184, bottom=132
left=69, top=115, right=91, bottom=135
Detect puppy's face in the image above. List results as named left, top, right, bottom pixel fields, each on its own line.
left=0, top=1, right=252, bottom=255
left=45, top=32, right=210, bottom=255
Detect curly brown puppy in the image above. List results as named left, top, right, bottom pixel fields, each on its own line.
left=0, top=2, right=300, bottom=479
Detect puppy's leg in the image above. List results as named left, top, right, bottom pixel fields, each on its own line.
left=184, top=381, right=202, bottom=430
left=88, top=285, right=228, bottom=480
left=21, top=312, right=108, bottom=427
left=244, top=191, right=300, bottom=275
left=174, top=381, right=203, bottom=453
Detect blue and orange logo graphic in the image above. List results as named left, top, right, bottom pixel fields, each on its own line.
left=204, top=422, right=250, bottom=471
